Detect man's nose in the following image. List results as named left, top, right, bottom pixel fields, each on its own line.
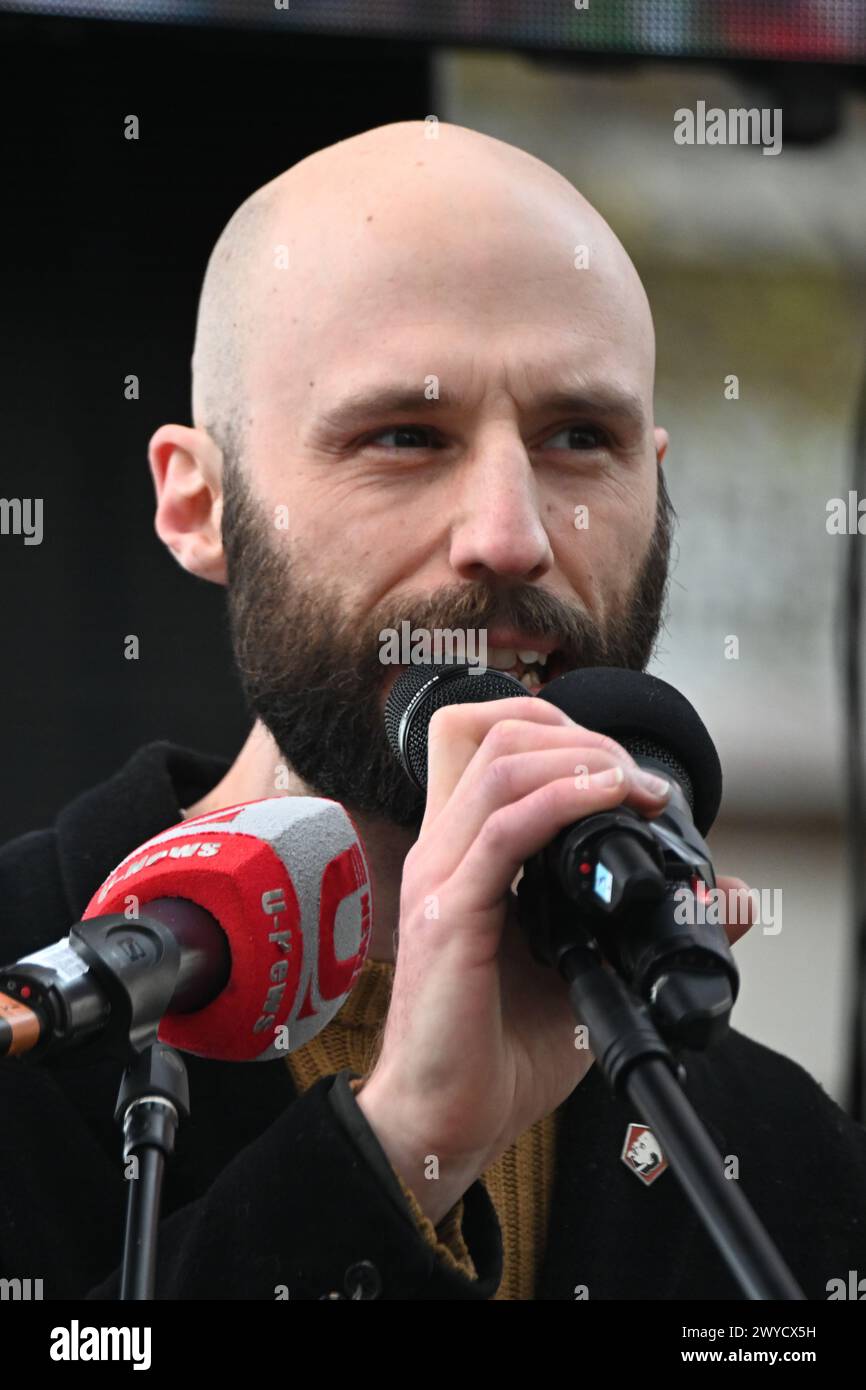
left=447, top=447, right=554, bottom=584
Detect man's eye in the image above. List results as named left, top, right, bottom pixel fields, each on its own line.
left=366, top=425, right=442, bottom=449
left=362, top=423, right=607, bottom=452
left=543, top=425, right=608, bottom=451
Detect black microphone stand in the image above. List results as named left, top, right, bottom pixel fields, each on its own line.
left=5, top=899, right=231, bottom=1296
left=114, top=1043, right=189, bottom=1300
left=518, top=789, right=806, bottom=1301
left=558, top=941, right=802, bottom=1300
left=66, top=910, right=193, bottom=1300
left=10, top=909, right=196, bottom=1298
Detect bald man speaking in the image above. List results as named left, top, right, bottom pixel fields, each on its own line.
left=2, top=121, right=865, bottom=1303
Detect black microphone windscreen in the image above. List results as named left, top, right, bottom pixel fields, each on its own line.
left=539, top=667, right=722, bottom=835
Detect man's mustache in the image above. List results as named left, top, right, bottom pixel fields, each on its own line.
left=363, top=585, right=600, bottom=661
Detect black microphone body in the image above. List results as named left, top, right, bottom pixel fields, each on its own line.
left=385, top=662, right=739, bottom=1049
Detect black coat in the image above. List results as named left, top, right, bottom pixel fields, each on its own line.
left=1, top=742, right=864, bottom=1300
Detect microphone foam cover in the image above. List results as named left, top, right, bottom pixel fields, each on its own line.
left=84, top=797, right=372, bottom=1061
left=539, top=666, right=722, bottom=836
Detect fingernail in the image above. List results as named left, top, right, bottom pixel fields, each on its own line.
left=636, top=770, right=670, bottom=797
left=591, top=766, right=625, bottom=788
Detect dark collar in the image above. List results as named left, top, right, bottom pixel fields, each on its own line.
left=55, top=741, right=231, bottom=922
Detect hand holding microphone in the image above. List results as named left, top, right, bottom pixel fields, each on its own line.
left=357, top=686, right=676, bottom=1225
left=360, top=664, right=755, bottom=1227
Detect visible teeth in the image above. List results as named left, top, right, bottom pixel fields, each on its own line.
left=518, top=649, right=548, bottom=666
left=520, top=672, right=540, bottom=691
left=488, top=648, right=518, bottom=670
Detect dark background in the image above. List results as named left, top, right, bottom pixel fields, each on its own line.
left=0, top=16, right=430, bottom=842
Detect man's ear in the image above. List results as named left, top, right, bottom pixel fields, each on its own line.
left=148, top=423, right=227, bottom=584
left=654, top=426, right=669, bottom=467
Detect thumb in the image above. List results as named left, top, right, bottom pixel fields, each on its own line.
left=715, top=874, right=754, bottom=947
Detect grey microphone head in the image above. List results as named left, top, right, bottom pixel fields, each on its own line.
left=384, top=663, right=528, bottom=790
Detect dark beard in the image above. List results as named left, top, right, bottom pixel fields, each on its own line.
left=222, top=466, right=674, bottom=829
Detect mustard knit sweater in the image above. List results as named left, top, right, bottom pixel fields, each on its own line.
left=284, top=957, right=558, bottom=1300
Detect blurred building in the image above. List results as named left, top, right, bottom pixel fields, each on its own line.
left=439, top=49, right=865, bottom=1100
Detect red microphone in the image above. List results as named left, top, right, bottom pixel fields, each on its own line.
left=0, top=796, right=372, bottom=1062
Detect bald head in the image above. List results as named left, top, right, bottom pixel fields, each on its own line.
left=190, top=119, right=656, bottom=469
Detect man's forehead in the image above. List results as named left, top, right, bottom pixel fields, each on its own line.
left=254, top=299, right=653, bottom=425
left=193, top=122, right=657, bottom=443
left=249, top=193, right=652, bottom=388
